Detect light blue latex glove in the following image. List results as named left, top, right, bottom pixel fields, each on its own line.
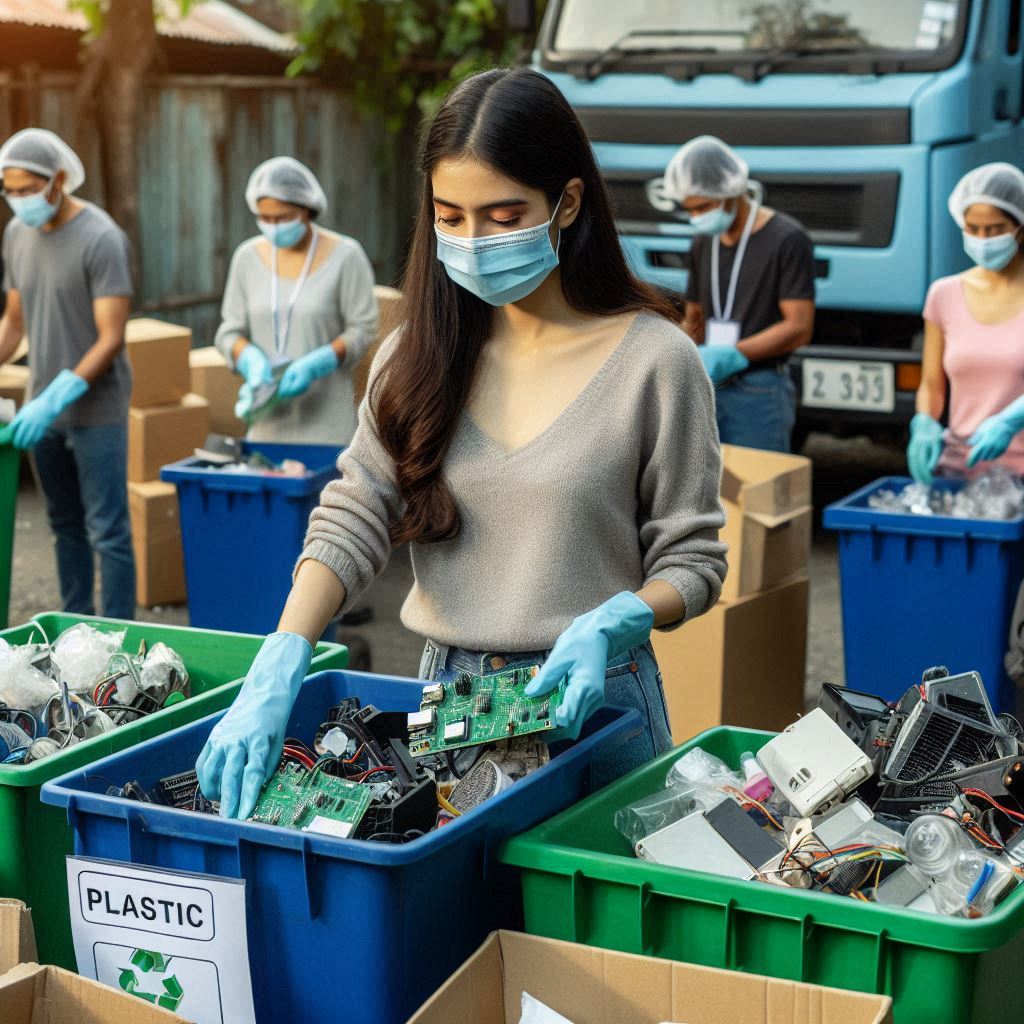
left=907, top=413, right=944, bottom=484
left=277, top=344, right=339, bottom=400
left=196, top=631, right=313, bottom=819
left=525, top=592, right=655, bottom=742
left=235, top=344, right=274, bottom=389
left=699, top=345, right=749, bottom=385
left=8, top=370, right=88, bottom=450
left=967, top=395, right=1024, bottom=468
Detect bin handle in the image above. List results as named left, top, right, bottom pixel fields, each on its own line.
left=194, top=476, right=267, bottom=494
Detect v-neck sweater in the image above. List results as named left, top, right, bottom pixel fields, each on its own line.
left=298, top=312, right=728, bottom=652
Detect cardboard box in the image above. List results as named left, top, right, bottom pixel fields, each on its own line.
left=653, top=576, right=809, bottom=745
left=189, top=346, right=246, bottom=437
left=354, top=285, right=404, bottom=404
left=125, top=318, right=192, bottom=410
left=129, top=482, right=186, bottom=607
left=720, top=501, right=812, bottom=602
left=0, top=900, right=187, bottom=1023
left=408, top=930, right=892, bottom=1024
left=721, top=443, right=812, bottom=518
left=0, top=364, right=28, bottom=410
left=128, top=393, right=209, bottom=483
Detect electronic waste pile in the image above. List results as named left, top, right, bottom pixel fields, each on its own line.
left=0, top=623, right=188, bottom=764
left=617, top=667, right=1024, bottom=917
left=114, top=665, right=562, bottom=842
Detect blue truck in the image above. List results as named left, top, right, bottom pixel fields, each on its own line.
left=514, top=0, right=1024, bottom=439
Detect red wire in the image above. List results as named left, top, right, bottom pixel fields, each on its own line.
left=354, top=766, right=395, bottom=783
left=282, top=746, right=316, bottom=770
left=963, top=788, right=1024, bottom=822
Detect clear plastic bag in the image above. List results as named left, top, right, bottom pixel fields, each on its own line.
left=614, top=784, right=707, bottom=849
left=52, top=624, right=125, bottom=693
left=139, top=642, right=189, bottom=700
left=0, top=642, right=59, bottom=714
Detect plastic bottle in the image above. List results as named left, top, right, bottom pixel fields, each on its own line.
left=740, top=751, right=774, bottom=802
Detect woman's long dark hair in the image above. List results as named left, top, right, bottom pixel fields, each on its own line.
left=372, top=67, right=677, bottom=546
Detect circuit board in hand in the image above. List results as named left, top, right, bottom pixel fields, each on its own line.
left=407, top=667, right=562, bottom=757
left=247, top=762, right=373, bottom=838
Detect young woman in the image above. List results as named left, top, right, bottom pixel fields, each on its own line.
left=198, top=68, right=727, bottom=820
left=215, top=157, right=378, bottom=445
left=909, top=163, right=1024, bottom=481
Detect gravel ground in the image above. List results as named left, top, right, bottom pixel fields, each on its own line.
left=7, top=432, right=908, bottom=704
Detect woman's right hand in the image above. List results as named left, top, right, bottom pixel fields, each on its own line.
left=235, top=344, right=274, bottom=389
left=907, top=413, right=944, bottom=485
left=196, top=631, right=313, bottom=819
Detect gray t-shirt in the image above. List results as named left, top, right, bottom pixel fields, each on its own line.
left=2, top=203, right=133, bottom=427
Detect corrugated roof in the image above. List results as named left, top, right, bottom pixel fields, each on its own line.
left=0, top=0, right=295, bottom=53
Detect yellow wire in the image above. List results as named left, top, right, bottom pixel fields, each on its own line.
left=437, top=791, right=461, bottom=817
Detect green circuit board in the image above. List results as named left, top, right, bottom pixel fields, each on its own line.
left=247, top=762, right=373, bottom=838
left=407, top=666, right=563, bottom=757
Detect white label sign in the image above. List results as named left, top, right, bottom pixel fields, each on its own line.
left=68, top=857, right=256, bottom=1024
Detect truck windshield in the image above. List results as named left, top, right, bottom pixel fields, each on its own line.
left=551, top=0, right=966, bottom=69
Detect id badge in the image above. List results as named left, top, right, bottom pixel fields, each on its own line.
left=706, top=319, right=742, bottom=347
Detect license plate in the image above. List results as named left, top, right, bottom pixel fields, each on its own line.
left=801, top=358, right=895, bottom=413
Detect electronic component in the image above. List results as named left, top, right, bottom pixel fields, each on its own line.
left=449, top=757, right=514, bottom=814
left=817, top=683, right=891, bottom=754
left=757, top=708, right=874, bottom=817
left=636, top=810, right=756, bottom=877
left=154, top=769, right=203, bottom=810
left=704, top=799, right=783, bottom=868
left=922, top=670, right=998, bottom=729
left=806, top=797, right=875, bottom=849
left=407, top=709, right=435, bottom=731
left=876, top=865, right=934, bottom=909
left=422, top=684, right=445, bottom=705
left=407, top=666, right=561, bottom=757
left=248, top=762, right=373, bottom=838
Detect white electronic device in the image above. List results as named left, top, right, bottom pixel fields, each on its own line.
left=635, top=811, right=753, bottom=878
left=757, top=708, right=874, bottom=817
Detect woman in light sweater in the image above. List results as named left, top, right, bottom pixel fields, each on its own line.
left=198, top=68, right=728, bottom=819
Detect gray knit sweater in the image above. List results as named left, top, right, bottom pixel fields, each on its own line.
left=298, top=312, right=727, bottom=652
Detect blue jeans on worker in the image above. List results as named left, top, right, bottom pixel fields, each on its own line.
left=418, top=638, right=673, bottom=790
left=714, top=363, right=796, bottom=453
left=32, top=422, right=135, bottom=620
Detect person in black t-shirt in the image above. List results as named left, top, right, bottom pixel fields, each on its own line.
left=664, top=136, right=815, bottom=452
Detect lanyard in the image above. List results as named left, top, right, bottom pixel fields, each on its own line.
left=711, top=196, right=760, bottom=322
left=270, top=226, right=319, bottom=358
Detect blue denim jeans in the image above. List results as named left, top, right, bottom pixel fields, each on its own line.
left=418, top=638, right=673, bottom=790
left=32, top=422, right=135, bottom=620
left=714, top=364, right=796, bottom=453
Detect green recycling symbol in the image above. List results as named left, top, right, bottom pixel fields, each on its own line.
left=118, top=948, right=185, bottom=1012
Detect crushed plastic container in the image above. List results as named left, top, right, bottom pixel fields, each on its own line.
left=500, top=725, right=1024, bottom=1024
left=0, top=442, right=18, bottom=629
left=0, top=612, right=347, bottom=969
left=160, top=441, right=340, bottom=634
left=824, top=476, right=1024, bottom=709
left=41, top=669, right=642, bottom=1024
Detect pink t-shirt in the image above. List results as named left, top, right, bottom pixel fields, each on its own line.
left=923, top=274, right=1024, bottom=475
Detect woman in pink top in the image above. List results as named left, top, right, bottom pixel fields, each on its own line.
left=909, top=163, right=1024, bottom=482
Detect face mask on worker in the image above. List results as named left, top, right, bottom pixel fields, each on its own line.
left=689, top=201, right=736, bottom=237
left=963, top=231, right=1019, bottom=272
left=6, top=177, right=59, bottom=228
left=258, top=218, right=307, bottom=249
left=435, top=190, right=565, bottom=306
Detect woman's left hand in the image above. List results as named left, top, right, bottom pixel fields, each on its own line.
left=278, top=344, right=340, bottom=400
left=526, top=592, right=654, bottom=741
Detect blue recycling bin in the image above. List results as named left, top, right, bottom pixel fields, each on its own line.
left=41, top=669, right=643, bottom=1024
left=161, top=441, right=340, bottom=635
left=824, top=476, right=1024, bottom=709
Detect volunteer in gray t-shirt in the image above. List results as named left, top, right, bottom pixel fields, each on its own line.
left=0, top=128, right=135, bottom=619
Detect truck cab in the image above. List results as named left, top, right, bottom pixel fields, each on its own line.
left=531, top=1, right=1024, bottom=438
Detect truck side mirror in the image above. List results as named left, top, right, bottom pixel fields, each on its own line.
left=506, top=0, right=535, bottom=34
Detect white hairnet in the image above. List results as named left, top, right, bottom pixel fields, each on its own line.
left=245, top=157, right=327, bottom=217
left=663, top=135, right=749, bottom=202
left=0, top=128, right=85, bottom=193
left=948, top=163, right=1024, bottom=228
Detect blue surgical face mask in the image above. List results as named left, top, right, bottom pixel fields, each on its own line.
left=258, top=218, right=307, bottom=249
left=689, top=202, right=736, bottom=237
left=435, top=193, right=564, bottom=306
left=963, top=231, right=1019, bottom=272
left=6, top=177, right=59, bottom=228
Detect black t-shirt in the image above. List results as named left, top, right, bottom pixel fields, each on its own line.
left=686, top=210, right=815, bottom=366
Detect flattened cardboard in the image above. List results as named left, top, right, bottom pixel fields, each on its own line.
left=0, top=364, right=29, bottom=409
left=128, top=481, right=186, bottom=607
left=720, top=500, right=812, bottom=602
left=721, top=444, right=812, bottom=518
left=0, top=963, right=189, bottom=1023
left=128, top=393, right=209, bottom=483
left=407, top=930, right=892, bottom=1024
left=653, top=576, right=809, bottom=745
left=0, top=901, right=36, bottom=977
left=126, top=318, right=192, bottom=410
left=354, top=285, right=404, bottom=403
left=189, top=346, right=246, bottom=438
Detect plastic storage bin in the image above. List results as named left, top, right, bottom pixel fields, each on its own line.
left=160, top=441, right=340, bottom=634
left=823, top=475, right=1024, bottom=710
left=42, top=669, right=642, bottom=1024
left=0, top=442, right=19, bottom=629
left=0, top=612, right=347, bottom=969
left=501, top=725, right=1024, bottom=1024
